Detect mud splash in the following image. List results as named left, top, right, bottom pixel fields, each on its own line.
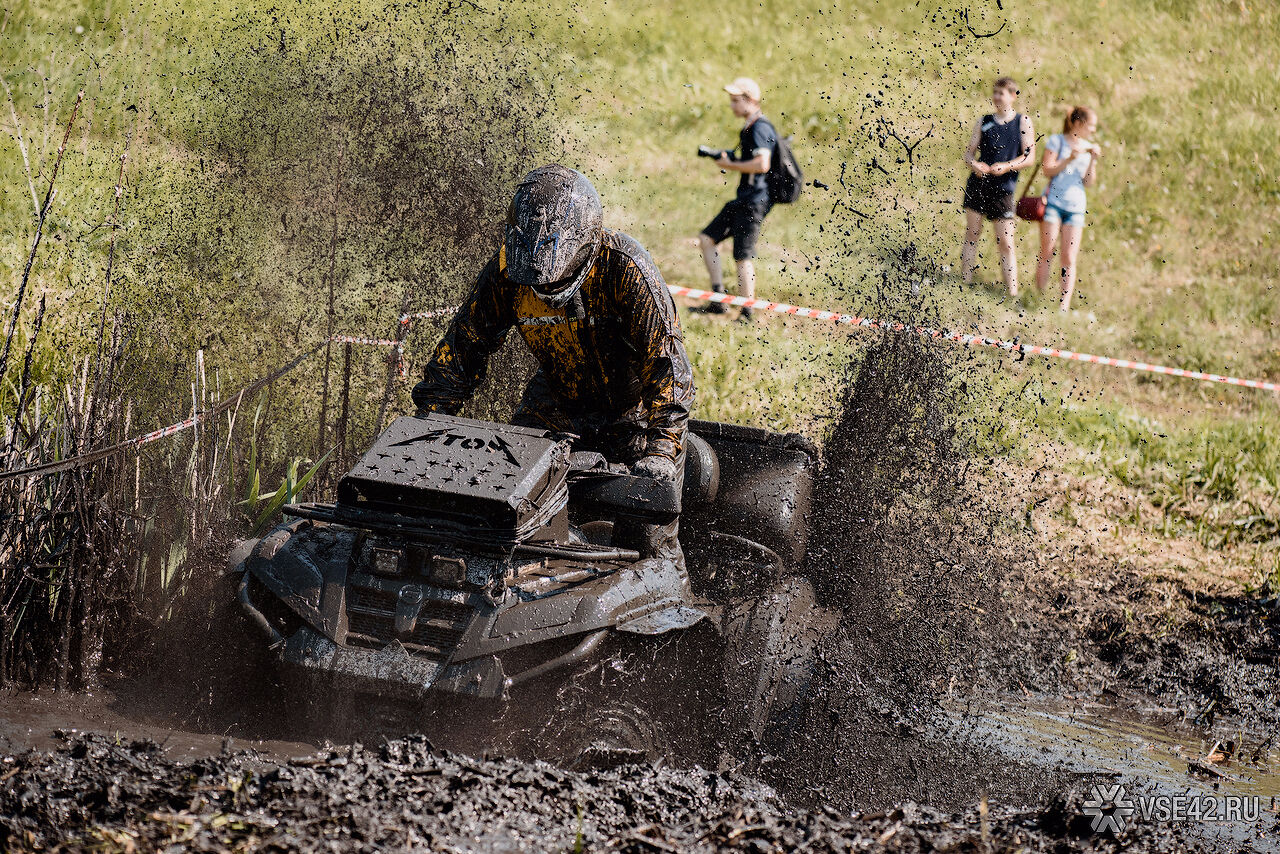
left=747, top=329, right=1031, bottom=810
left=121, top=0, right=555, bottom=456
left=761, top=320, right=1278, bottom=810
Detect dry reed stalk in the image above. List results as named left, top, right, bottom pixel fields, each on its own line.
left=337, top=342, right=353, bottom=472
left=1, top=75, right=40, bottom=219
left=374, top=289, right=413, bottom=436
left=0, top=89, right=83, bottom=387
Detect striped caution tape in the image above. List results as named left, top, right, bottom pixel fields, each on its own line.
left=0, top=345, right=325, bottom=483
left=330, top=334, right=401, bottom=348
left=665, top=286, right=1280, bottom=394
left=399, top=307, right=456, bottom=326
left=6, top=282, right=1274, bottom=483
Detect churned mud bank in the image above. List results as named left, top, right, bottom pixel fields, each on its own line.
left=0, top=731, right=1238, bottom=853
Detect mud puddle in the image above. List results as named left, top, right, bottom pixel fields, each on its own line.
left=944, top=695, right=1279, bottom=847
left=0, top=689, right=317, bottom=762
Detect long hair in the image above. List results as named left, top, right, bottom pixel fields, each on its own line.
left=1063, top=105, right=1096, bottom=134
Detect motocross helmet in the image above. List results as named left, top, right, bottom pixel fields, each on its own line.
left=503, top=165, right=603, bottom=307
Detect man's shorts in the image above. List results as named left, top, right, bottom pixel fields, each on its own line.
left=962, top=175, right=1015, bottom=221
left=1043, top=202, right=1086, bottom=228
left=702, top=197, right=772, bottom=261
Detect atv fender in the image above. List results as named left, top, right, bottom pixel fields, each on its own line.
left=722, top=576, right=835, bottom=759
left=245, top=519, right=347, bottom=638
left=616, top=604, right=708, bottom=635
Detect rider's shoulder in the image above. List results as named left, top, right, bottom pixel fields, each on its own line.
left=602, top=230, right=661, bottom=279
left=602, top=229, right=649, bottom=257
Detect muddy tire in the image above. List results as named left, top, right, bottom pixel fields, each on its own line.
left=721, top=576, right=834, bottom=767
left=521, top=627, right=721, bottom=770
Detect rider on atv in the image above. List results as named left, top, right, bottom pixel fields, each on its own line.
left=412, top=164, right=695, bottom=563
left=232, top=172, right=827, bottom=751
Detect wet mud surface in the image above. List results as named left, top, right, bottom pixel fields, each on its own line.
left=2, top=0, right=1275, bottom=849
left=0, top=730, right=1247, bottom=853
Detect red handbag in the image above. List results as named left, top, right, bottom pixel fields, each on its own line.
left=1016, top=160, right=1046, bottom=221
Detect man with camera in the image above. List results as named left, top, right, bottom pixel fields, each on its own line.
left=696, top=77, right=776, bottom=323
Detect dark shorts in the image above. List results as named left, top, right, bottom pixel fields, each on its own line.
left=702, top=197, right=772, bottom=261
left=963, top=175, right=1015, bottom=221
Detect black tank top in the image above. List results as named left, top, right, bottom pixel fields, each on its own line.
left=977, top=113, right=1023, bottom=193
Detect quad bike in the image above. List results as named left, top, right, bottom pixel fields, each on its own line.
left=230, top=411, right=834, bottom=768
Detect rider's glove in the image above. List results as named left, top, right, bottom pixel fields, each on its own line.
left=632, top=455, right=677, bottom=481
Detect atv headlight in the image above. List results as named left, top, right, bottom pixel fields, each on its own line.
left=369, top=546, right=403, bottom=577
left=430, top=555, right=467, bottom=588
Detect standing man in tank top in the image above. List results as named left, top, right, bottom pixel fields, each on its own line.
left=961, top=77, right=1036, bottom=297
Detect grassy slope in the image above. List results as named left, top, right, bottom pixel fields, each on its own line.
left=2, top=0, right=1277, bottom=585
left=532, top=0, right=1280, bottom=586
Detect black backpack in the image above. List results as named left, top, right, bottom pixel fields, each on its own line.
left=767, top=134, right=803, bottom=204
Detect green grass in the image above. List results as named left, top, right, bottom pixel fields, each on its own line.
left=2, top=0, right=1278, bottom=591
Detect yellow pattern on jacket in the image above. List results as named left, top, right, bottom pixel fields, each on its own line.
left=413, top=230, right=694, bottom=462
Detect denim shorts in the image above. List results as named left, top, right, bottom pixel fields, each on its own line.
left=1043, top=202, right=1085, bottom=227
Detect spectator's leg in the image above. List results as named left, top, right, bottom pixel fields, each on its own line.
left=1058, top=224, right=1084, bottom=312
left=698, top=233, right=723, bottom=290
left=695, top=232, right=728, bottom=314
left=731, top=202, right=768, bottom=322
left=1036, top=219, right=1060, bottom=294
left=736, top=259, right=755, bottom=303
left=962, top=208, right=984, bottom=284
left=994, top=218, right=1019, bottom=297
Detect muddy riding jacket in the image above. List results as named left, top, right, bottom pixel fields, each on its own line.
left=412, top=230, right=694, bottom=463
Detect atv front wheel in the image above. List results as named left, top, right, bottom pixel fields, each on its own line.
left=519, top=627, right=722, bottom=770
left=721, top=576, right=835, bottom=768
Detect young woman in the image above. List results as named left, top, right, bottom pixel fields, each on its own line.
left=1035, top=106, right=1101, bottom=311
left=962, top=77, right=1036, bottom=297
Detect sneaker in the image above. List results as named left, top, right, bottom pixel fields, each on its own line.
left=692, top=300, right=728, bottom=315
left=737, top=306, right=753, bottom=323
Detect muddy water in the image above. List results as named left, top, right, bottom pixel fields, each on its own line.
left=3, top=687, right=1275, bottom=850
left=0, top=689, right=317, bottom=762
left=946, top=696, right=1279, bottom=847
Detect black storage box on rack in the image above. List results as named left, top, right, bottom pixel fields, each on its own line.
left=335, top=413, right=569, bottom=542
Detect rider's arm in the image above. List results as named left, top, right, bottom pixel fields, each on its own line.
left=617, top=246, right=694, bottom=462
left=412, top=256, right=516, bottom=415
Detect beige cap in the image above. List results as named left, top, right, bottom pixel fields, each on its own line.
left=724, top=77, right=762, bottom=102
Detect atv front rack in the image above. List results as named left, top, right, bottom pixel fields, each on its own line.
left=282, top=502, right=641, bottom=563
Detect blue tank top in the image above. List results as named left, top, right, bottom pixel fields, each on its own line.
left=977, top=113, right=1023, bottom=193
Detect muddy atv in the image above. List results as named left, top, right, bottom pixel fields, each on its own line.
left=230, top=412, right=833, bottom=768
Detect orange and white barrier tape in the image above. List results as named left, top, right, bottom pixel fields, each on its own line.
left=399, top=307, right=456, bottom=326
left=330, top=334, right=401, bottom=348
left=666, top=286, right=1280, bottom=394
left=6, top=282, right=1275, bottom=483
left=0, top=346, right=323, bottom=482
